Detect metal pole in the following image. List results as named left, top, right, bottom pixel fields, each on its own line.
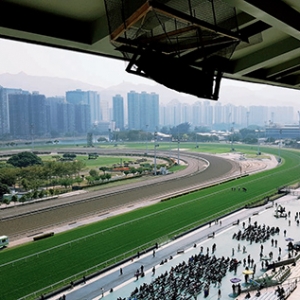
left=146, top=125, right=148, bottom=155
left=278, top=130, right=282, bottom=161
left=154, top=131, right=157, bottom=175
left=231, top=122, right=234, bottom=151
left=177, top=136, right=180, bottom=165
left=31, top=124, right=34, bottom=152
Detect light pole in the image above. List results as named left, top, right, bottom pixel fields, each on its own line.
left=145, top=124, right=149, bottom=155
left=264, top=121, right=267, bottom=140
left=177, top=130, right=180, bottom=165
left=154, top=131, right=159, bottom=175
left=30, top=123, right=34, bottom=152
left=108, top=128, right=111, bottom=143
left=231, top=122, right=235, bottom=151
left=278, top=129, right=282, bottom=162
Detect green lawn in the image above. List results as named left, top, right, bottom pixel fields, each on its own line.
left=0, top=145, right=299, bottom=299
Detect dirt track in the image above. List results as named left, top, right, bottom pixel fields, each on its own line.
left=0, top=151, right=239, bottom=240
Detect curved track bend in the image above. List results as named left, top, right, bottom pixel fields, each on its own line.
left=0, top=150, right=240, bottom=240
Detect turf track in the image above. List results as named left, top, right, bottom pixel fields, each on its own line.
left=0, top=146, right=299, bottom=299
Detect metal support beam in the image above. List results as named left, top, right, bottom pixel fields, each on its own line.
left=244, top=0, right=300, bottom=34
left=230, top=37, right=300, bottom=75
left=149, top=0, right=246, bottom=42
left=0, top=2, right=93, bottom=44
left=266, top=57, right=300, bottom=79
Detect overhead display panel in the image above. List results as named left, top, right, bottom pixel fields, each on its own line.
left=105, top=0, right=242, bottom=100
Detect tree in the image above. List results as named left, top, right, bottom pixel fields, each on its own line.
left=105, top=173, right=111, bottom=181
left=59, top=178, right=73, bottom=188
left=195, top=126, right=210, bottom=133
left=100, top=174, right=106, bottom=182
left=62, top=153, right=76, bottom=160
left=99, top=166, right=108, bottom=174
left=19, top=195, right=27, bottom=203
left=21, top=178, right=30, bottom=191
left=127, top=130, right=141, bottom=141
left=89, top=169, right=99, bottom=178
left=137, top=167, right=144, bottom=174
left=170, top=122, right=191, bottom=137
left=243, top=134, right=258, bottom=144
left=160, top=126, right=170, bottom=134
left=7, top=151, right=43, bottom=168
left=129, top=167, right=136, bottom=174
left=97, top=137, right=108, bottom=142
left=0, top=183, right=9, bottom=199
left=11, top=194, right=18, bottom=205
left=74, top=176, right=83, bottom=186
left=32, top=190, right=39, bottom=199
left=0, top=167, right=18, bottom=187
left=85, top=176, right=94, bottom=184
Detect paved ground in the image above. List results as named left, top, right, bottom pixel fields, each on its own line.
left=50, top=187, right=300, bottom=300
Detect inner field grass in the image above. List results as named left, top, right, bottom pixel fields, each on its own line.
left=40, top=155, right=142, bottom=169
left=0, top=145, right=299, bottom=299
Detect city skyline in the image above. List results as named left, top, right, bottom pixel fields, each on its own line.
left=0, top=83, right=297, bottom=140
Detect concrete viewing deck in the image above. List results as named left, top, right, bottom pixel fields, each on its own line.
left=50, top=191, right=300, bottom=300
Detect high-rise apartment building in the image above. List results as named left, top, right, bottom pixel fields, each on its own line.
left=112, top=94, right=124, bottom=130
left=66, top=89, right=88, bottom=105
left=192, top=101, right=202, bottom=127
left=87, top=91, right=101, bottom=124
left=181, top=103, right=192, bottom=124
left=0, top=87, right=10, bottom=136
left=57, top=102, right=74, bottom=135
left=127, top=91, right=140, bottom=130
left=127, top=91, right=159, bottom=131
left=9, top=92, right=47, bottom=138
left=235, top=106, right=248, bottom=128
left=46, top=96, right=65, bottom=136
left=30, top=92, right=47, bottom=136
left=202, top=101, right=213, bottom=127
left=9, top=93, right=31, bottom=138
left=100, top=100, right=109, bottom=121
left=249, top=106, right=268, bottom=126
left=56, top=102, right=91, bottom=135
left=0, top=87, right=27, bottom=136
left=75, top=104, right=91, bottom=134
left=66, top=89, right=100, bottom=124
left=166, top=99, right=181, bottom=126
left=139, top=92, right=159, bottom=131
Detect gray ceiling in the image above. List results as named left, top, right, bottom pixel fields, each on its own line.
left=1, top=0, right=300, bottom=93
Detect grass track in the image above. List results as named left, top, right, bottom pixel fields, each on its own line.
left=0, top=145, right=299, bottom=299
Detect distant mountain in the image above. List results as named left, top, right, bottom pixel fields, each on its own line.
left=0, top=72, right=298, bottom=108
left=101, top=81, right=202, bottom=104
left=0, top=72, right=104, bottom=97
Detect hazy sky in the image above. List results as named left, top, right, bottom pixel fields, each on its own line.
left=0, top=38, right=262, bottom=89
left=0, top=38, right=156, bottom=88
left=0, top=37, right=300, bottom=109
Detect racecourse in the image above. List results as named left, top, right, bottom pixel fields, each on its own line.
left=0, top=144, right=299, bottom=299
left=0, top=150, right=236, bottom=239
